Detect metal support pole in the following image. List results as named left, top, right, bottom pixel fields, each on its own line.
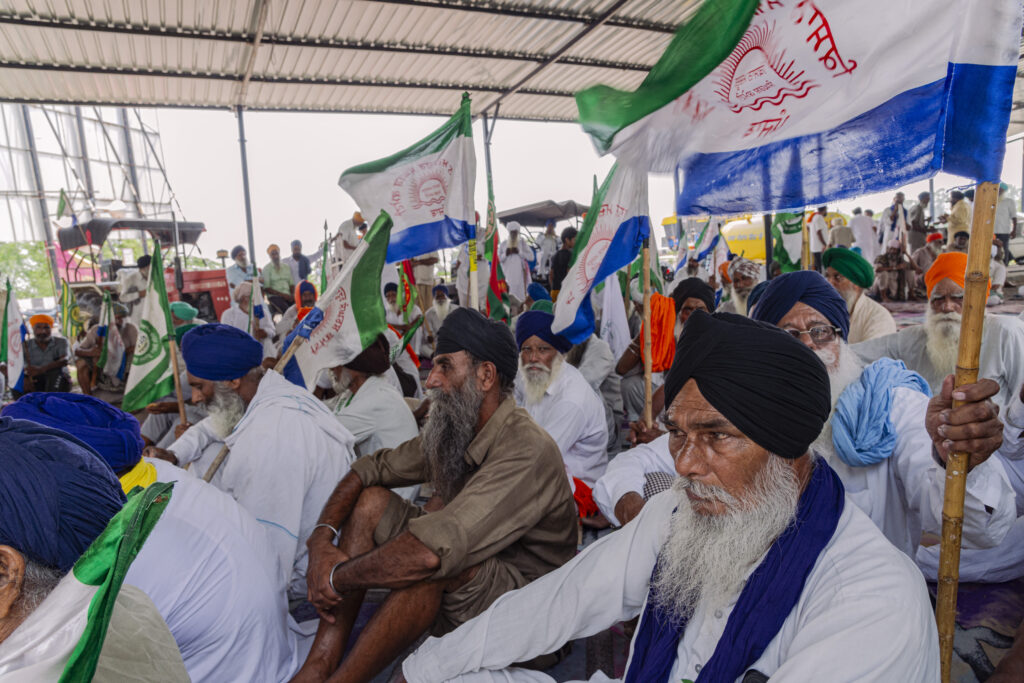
left=20, top=105, right=61, bottom=296
left=74, top=106, right=95, bottom=204
left=929, top=177, right=936, bottom=222
left=763, top=213, right=774, bottom=279
left=236, top=105, right=257, bottom=266
left=119, top=108, right=148, bottom=255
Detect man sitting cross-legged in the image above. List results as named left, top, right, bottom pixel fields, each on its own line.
left=293, top=308, right=577, bottom=683
left=399, top=312, right=940, bottom=682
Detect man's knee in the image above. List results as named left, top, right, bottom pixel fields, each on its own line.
left=352, top=486, right=394, bottom=525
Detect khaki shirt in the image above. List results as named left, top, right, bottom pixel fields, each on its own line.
left=351, top=398, right=577, bottom=581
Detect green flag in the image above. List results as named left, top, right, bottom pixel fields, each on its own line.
left=771, top=212, right=805, bottom=272
left=320, top=220, right=330, bottom=294
left=122, top=243, right=175, bottom=412
left=56, top=188, right=70, bottom=219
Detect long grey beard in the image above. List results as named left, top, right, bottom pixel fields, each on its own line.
left=924, top=308, right=961, bottom=378
left=520, top=354, right=564, bottom=405
left=731, top=286, right=751, bottom=315
left=651, top=454, right=801, bottom=624
left=421, top=380, right=483, bottom=502
left=811, top=342, right=863, bottom=462
left=434, top=300, right=451, bottom=321
left=207, top=384, right=247, bottom=438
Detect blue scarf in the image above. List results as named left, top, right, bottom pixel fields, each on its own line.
left=831, top=358, right=931, bottom=467
left=624, top=460, right=845, bottom=683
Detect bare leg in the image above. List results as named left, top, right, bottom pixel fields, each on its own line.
left=290, top=487, right=394, bottom=683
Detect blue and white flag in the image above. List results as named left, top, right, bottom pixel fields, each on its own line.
left=580, top=0, right=1022, bottom=214
left=552, top=163, right=651, bottom=344
left=339, top=94, right=475, bottom=264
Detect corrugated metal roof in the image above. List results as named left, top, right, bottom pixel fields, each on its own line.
left=0, top=0, right=696, bottom=121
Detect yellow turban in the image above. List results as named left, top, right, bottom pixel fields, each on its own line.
left=266, top=244, right=280, bottom=255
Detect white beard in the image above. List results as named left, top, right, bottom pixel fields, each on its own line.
left=207, top=385, right=247, bottom=439
left=730, top=286, right=751, bottom=315
left=331, top=367, right=353, bottom=396
left=520, top=354, right=564, bottom=405
left=433, top=299, right=451, bottom=321
left=652, top=454, right=801, bottom=623
left=924, top=308, right=961, bottom=377
left=810, top=342, right=864, bottom=462
left=388, top=302, right=400, bottom=316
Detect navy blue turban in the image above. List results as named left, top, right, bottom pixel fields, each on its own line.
left=669, top=277, right=715, bottom=314
left=230, top=244, right=245, bottom=259
left=2, top=394, right=144, bottom=473
left=0, top=417, right=125, bottom=572
left=384, top=282, right=399, bottom=295
left=182, top=323, right=263, bottom=381
left=515, top=310, right=573, bottom=354
left=526, top=282, right=551, bottom=302
left=435, top=307, right=519, bottom=382
left=750, top=271, right=850, bottom=341
left=664, top=312, right=830, bottom=459
left=747, top=280, right=771, bottom=314
left=433, top=284, right=449, bottom=297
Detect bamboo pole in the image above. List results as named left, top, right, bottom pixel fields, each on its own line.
left=936, top=181, right=998, bottom=682
left=167, top=338, right=187, bottom=426
left=468, top=234, right=480, bottom=311
left=641, top=239, right=653, bottom=429
left=802, top=213, right=813, bottom=270
left=203, top=444, right=230, bottom=483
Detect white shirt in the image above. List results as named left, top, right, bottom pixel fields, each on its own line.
left=335, top=219, right=360, bottom=264
left=809, top=214, right=827, bottom=253
left=220, top=305, right=277, bottom=359
left=848, top=214, right=877, bottom=262
left=168, top=415, right=224, bottom=477
left=573, top=335, right=615, bottom=394
left=421, top=302, right=456, bottom=356
left=847, top=294, right=897, bottom=344
left=853, top=314, right=1024, bottom=411
left=593, top=434, right=673, bottom=526
left=515, top=362, right=608, bottom=487
left=499, top=238, right=534, bottom=303
left=414, top=250, right=439, bottom=284
left=218, top=371, right=357, bottom=598
left=402, top=486, right=939, bottom=683
left=536, top=234, right=559, bottom=278
left=995, top=195, right=1016, bottom=234
left=225, top=263, right=252, bottom=309
left=128, top=459, right=306, bottom=682
left=334, top=374, right=418, bottom=458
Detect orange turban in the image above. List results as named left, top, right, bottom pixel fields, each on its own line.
left=718, top=261, right=732, bottom=285
left=296, top=306, right=313, bottom=322
left=924, top=252, right=989, bottom=298
left=639, top=293, right=677, bottom=372
left=29, top=314, right=54, bottom=328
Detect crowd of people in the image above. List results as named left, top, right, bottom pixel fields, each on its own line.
left=3, top=199, right=1024, bottom=682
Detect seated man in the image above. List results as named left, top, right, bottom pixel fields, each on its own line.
left=751, top=271, right=1013, bottom=556
left=277, top=280, right=318, bottom=342
left=421, top=284, right=456, bottom=357
left=293, top=308, right=577, bottom=683
left=910, top=232, right=944, bottom=295
left=177, top=323, right=358, bottom=598
left=401, top=312, right=940, bottom=682
left=221, top=281, right=277, bottom=359
left=74, top=302, right=137, bottom=395
left=822, top=247, right=896, bottom=343
left=855, top=251, right=1024, bottom=410
left=0, top=417, right=188, bottom=681
left=872, top=239, right=916, bottom=302
left=515, top=310, right=608, bottom=517
left=22, top=314, right=70, bottom=393
left=261, top=243, right=297, bottom=315
left=717, top=256, right=760, bottom=315
left=2, top=393, right=310, bottom=682
left=566, top=331, right=621, bottom=455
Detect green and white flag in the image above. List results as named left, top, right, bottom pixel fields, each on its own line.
left=282, top=211, right=393, bottom=390
left=0, top=279, right=26, bottom=392
left=122, top=243, right=175, bottom=412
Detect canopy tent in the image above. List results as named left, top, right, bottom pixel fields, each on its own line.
left=498, top=199, right=588, bottom=227
left=57, top=218, right=205, bottom=251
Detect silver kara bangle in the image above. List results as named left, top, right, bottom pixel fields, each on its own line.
left=329, top=561, right=345, bottom=595
left=313, top=522, right=340, bottom=541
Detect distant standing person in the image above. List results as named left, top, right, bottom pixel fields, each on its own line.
left=536, top=220, right=559, bottom=281
left=225, top=245, right=253, bottom=309
left=283, top=240, right=312, bottom=282
left=410, top=250, right=440, bottom=312
left=827, top=217, right=854, bottom=249
left=549, top=227, right=578, bottom=300
left=995, top=183, right=1017, bottom=265
left=809, top=206, right=828, bottom=271
left=848, top=207, right=877, bottom=262
left=907, top=192, right=931, bottom=253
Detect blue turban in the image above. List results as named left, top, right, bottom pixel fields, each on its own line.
left=432, top=284, right=449, bottom=297
left=384, top=282, right=398, bottom=295
left=515, top=310, right=573, bottom=354
left=181, top=323, right=263, bottom=381
left=751, top=271, right=850, bottom=341
left=526, top=282, right=551, bottom=302
left=0, top=417, right=125, bottom=572
left=230, top=244, right=245, bottom=259
left=2, top=394, right=144, bottom=473
left=747, top=280, right=771, bottom=314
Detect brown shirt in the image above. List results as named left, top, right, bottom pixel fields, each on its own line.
left=351, top=398, right=578, bottom=581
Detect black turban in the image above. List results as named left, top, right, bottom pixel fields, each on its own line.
left=345, top=333, right=391, bottom=375
left=435, top=307, right=518, bottom=382
left=670, top=277, right=716, bottom=314
left=663, top=311, right=830, bottom=459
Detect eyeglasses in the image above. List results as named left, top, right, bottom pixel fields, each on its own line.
left=780, top=325, right=840, bottom=344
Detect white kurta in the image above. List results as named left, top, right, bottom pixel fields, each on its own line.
left=574, top=335, right=615, bottom=394
left=536, top=234, right=558, bottom=279
left=218, top=371, right=357, bottom=598
left=853, top=314, right=1024, bottom=411
left=402, top=487, right=939, bottom=683
left=127, top=459, right=308, bottom=682
left=167, top=416, right=225, bottom=478
left=848, top=214, right=877, bottom=263
left=421, top=303, right=456, bottom=356
left=593, top=434, right=673, bottom=526
left=455, top=243, right=489, bottom=310
left=847, top=294, right=897, bottom=344
left=334, top=375, right=418, bottom=457
left=221, top=306, right=277, bottom=359
left=515, top=362, right=608, bottom=487
left=499, top=239, right=534, bottom=303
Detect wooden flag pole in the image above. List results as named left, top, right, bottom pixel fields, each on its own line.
left=641, top=238, right=653, bottom=429
left=469, top=234, right=480, bottom=311
left=802, top=213, right=812, bottom=270
left=936, top=180, right=998, bottom=681
left=167, top=337, right=187, bottom=426
left=203, top=444, right=230, bottom=483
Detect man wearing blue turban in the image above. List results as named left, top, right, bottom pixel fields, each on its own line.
left=749, top=271, right=1013, bottom=560
left=514, top=310, right=608, bottom=520
left=0, top=417, right=188, bottom=681
left=1, top=395, right=316, bottom=681
left=177, top=323, right=358, bottom=601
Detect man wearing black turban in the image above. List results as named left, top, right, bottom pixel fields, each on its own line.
left=395, top=310, right=943, bottom=682
left=296, top=307, right=577, bottom=683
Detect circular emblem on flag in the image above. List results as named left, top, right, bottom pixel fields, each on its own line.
left=575, top=237, right=611, bottom=291
left=134, top=319, right=162, bottom=365
left=9, top=326, right=22, bottom=355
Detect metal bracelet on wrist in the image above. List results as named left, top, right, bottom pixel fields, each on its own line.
left=313, top=522, right=340, bottom=542
left=329, top=561, right=345, bottom=596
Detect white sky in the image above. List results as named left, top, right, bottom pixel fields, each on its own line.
left=154, top=107, right=1024, bottom=266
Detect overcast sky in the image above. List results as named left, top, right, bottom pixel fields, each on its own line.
left=154, top=107, right=1024, bottom=266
